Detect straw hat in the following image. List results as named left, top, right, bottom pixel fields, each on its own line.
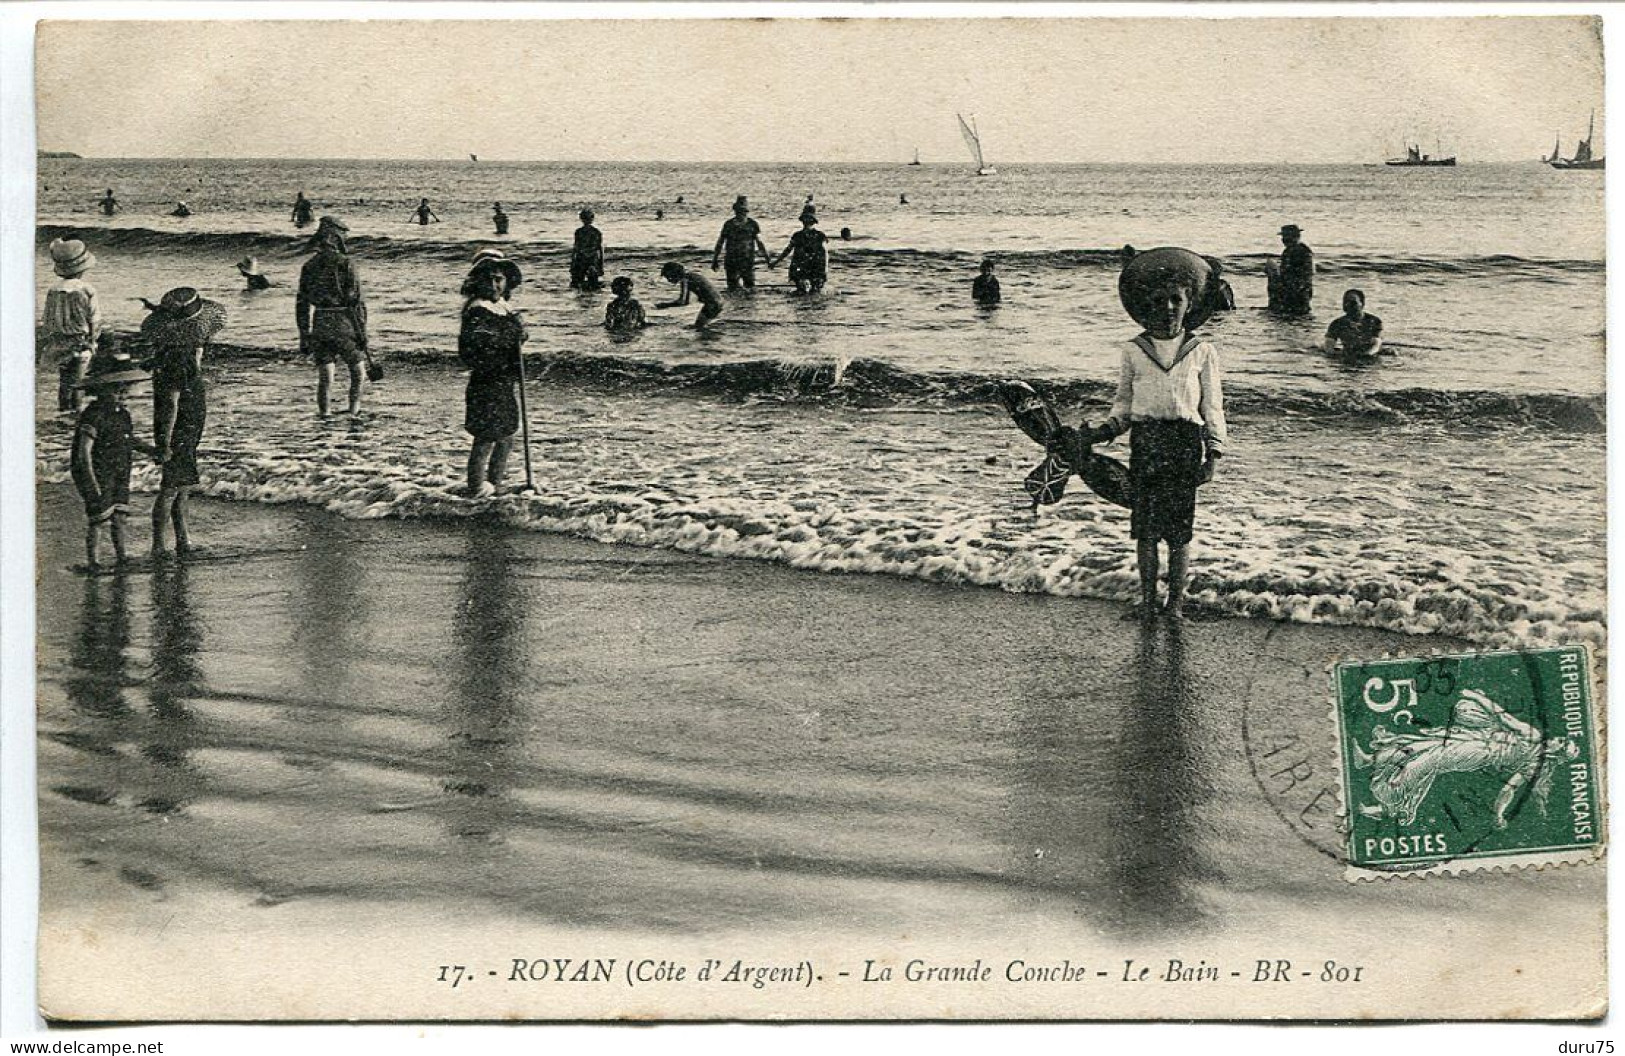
left=468, top=247, right=523, bottom=289
left=236, top=256, right=262, bottom=277
left=140, top=287, right=227, bottom=346
left=49, top=238, right=95, bottom=278
left=78, top=346, right=149, bottom=390
left=1117, top=247, right=1218, bottom=332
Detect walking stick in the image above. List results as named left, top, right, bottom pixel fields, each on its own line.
left=514, top=347, right=537, bottom=495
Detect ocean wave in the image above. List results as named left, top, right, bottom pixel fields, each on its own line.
left=38, top=224, right=1605, bottom=278
left=149, top=338, right=1607, bottom=432
left=35, top=455, right=1605, bottom=652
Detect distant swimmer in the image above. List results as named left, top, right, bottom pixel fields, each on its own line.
left=1266, top=224, right=1314, bottom=316
left=1119, top=245, right=1138, bottom=269
left=291, top=192, right=314, bottom=228
left=839, top=227, right=852, bottom=241
left=170, top=200, right=192, bottom=218
left=676, top=195, right=686, bottom=204
left=973, top=257, right=1001, bottom=307
left=1324, top=289, right=1385, bottom=358
left=570, top=208, right=605, bottom=291
left=409, top=198, right=441, bottom=226
left=97, top=189, right=118, bottom=216
left=900, top=193, right=909, bottom=205
left=658, top=262, right=724, bottom=329
left=492, top=202, right=509, bottom=236
left=712, top=196, right=772, bottom=291
left=655, top=208, right=665, bottom=221
left=236, top=257, right=272, bottom=292
left=603, top=276, right=647, bottom=334
left=1202, top=257, right=1235, bottom=314
left=773, top=209, right=829, bottom=295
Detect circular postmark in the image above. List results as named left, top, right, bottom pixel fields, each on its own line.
left=1242, top=648, right=1574, bottom=875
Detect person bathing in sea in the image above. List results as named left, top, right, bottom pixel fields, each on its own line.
left=170, top=200, right=192, bottom=218
left=1085, top=248, right=1228, bottom=620
left=1266, top=224, right=1314, bottom=315
left=296, top=216, right=370, bottom=417
left=458, top=250, right=528, bottom=498
left=236, top=257, right=272, bottom=292
left=291, top=192, right=314, bottom=228
left=410, top=198, right=441, bottom=225
left=141, top=287, right=227, bottom=560
left=71, top=344, right=160, bottom=569
left=658, top=262, right=724, bottom=329
left=773, top=208, right=829, bottom=295
left=1202, top=257, right=1235, bottom=314
left=41, top=238, right=102, bottom=413
left=972, top=257, right=1001, bottom=307
left=603, top=276, right=647, bottom=334
left=492, top=202, right=510, bottom=236
left=570, top=209, right=605, bottom=291
left=1324, top=289, right=1385, bottom=358
left=712, top=196, right=771, bottom=291
left=97, top=189, right=118, bottom=216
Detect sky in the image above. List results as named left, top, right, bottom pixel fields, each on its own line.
left=35, top=15, right=1605, bottom=164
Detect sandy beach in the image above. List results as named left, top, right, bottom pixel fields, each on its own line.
left=34, top=483, right=1604, bottom=1020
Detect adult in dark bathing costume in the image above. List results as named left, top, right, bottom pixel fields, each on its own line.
left=296, top=216, right=369, bottom=417
left=492, top=202, right=510, bottom=236
left=712, top=196, right=771, bottom=290
left=458, top=249, right=527, bottom=497
left=1266, top=224, right=1314, bottom=315
left=291, top=191, right=314, bottom=228
left=773, top=208, right=829, bottom=294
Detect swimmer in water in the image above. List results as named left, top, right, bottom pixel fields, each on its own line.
left=291, top=192, right=314, bottom=228
left=492, top=202, right=509, bottom=236
left=657, top=262, right=724, bottom=329
left=972, top=258, right=1001, bottom=307
left=97, top=189, right=118, bottom=216
left=409, top=198, right=441, bottom=225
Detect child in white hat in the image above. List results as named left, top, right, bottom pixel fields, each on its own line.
left=41, top=238, right=102, bottom=412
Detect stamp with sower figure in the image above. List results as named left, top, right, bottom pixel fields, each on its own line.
left=1334, top=646, right=1603, bottom=880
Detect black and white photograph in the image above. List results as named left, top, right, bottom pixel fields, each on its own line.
left=11, top=10, right=1610, bottom=1026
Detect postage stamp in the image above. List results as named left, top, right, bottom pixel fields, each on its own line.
left=1333, top=646, right=1604, bottom=880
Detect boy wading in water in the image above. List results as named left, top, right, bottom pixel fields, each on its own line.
left=296, top=216, right=369, bottom=417
left=658, top=262, right=724, bottom=329
left=72, top=349, right=159, bottom=569
left=1089, top=248, right=1228, bottom=620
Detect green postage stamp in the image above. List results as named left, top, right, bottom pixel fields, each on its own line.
left=1334, top=646, right=1604, bottom=880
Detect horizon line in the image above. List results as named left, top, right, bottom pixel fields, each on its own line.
left=38, top=155, right=1559, bottom=166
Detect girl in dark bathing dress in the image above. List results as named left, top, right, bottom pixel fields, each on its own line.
left=458, top=251, right=527, bottom=497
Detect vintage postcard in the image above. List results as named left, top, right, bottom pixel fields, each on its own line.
left=29, top=14, right=1606, bottom=1021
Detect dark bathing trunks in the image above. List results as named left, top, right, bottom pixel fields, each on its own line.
left=1128, top=419, right=1205, bottom=546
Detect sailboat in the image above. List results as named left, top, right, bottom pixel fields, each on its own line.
left=957, top=113, right=997, bottom=176
left=1544, top=134, right=1562, bottom=164
left=908, top=148, right=922, bottom=166
left=469, top=153, right=479, bottom=162
left=1549, top=111, right=1604, bottom=170
left=1386, top=138, right=1456, bottom=166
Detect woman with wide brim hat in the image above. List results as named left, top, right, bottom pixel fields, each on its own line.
left=139, top=287, right=227, bottom=558
left=458, top=249, right=529, bottom=497
left=71, top=353, right=155, bottom=568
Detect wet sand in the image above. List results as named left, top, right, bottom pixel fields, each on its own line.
left=34, top=484, right=1603, bottom=1020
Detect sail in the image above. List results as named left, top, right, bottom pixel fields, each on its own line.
left=1549, top=136, right=1561, bottom=162
left=1408, top=144, right=1421, bottom=163
left=957, top=113, right=985, bottom=171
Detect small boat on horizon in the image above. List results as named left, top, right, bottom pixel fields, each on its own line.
left=908, top=148, right=922, bottom=166
left=1548, top=112, right=1604, bottom=170
left=957, top=113, right=997, bottom=177
left=1386, top=140, right=1456, bottom=167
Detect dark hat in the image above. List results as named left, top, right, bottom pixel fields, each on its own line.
left=317, top=215, right=349, bottom=233
left=611, top=276, right=634, bottom=293
left=579, top=208, right=595, bottom=221
left=799, top=210, right=818, bottom=224
left=1118, top=247, right=1219, bottom=331
left=733, top=196, right=749, bottom=210
left=78, top=344, right=149, bottom=390
left=1280, top=224, right=1302, bottom=236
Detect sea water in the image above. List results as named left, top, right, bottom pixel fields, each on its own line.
left=34, top=159, right=1606, bottom=647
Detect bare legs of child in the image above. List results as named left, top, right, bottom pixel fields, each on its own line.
left=151, top=487, right=192, bottom=559
left=1133, top=539, right=1191, bottom=620
left=466, top=438, right=514, bottom=497
left=84, top=512, right=128, bottom=568
left=317, top=363, right=366, bottom=418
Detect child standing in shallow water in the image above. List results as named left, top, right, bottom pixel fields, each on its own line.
left=41, top=238, right=102, bottom=413
left=71, top=351, right=159, bottom=568
left=1087, top=248, right=1228, bottom=620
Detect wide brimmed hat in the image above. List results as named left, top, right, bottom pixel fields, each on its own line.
left=236, top=256, right=262, bottom=276
left=1280, top=224, right=1303, bottom=236
left=49, top=238, right=95, bottom=278
left=317, top=215, right=349, bottom=233
left=468, top=248, right=523, bottom=288
left=1117, top=246, right=1219, bottom=331
left=78, top=345, right=149, bottom=389
left=799, top=210, right=818, bottom=224
left=140, top=288, right=227, bottom=346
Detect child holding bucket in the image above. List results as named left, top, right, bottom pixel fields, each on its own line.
left=1087, top=247, right=1229, bottom=620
